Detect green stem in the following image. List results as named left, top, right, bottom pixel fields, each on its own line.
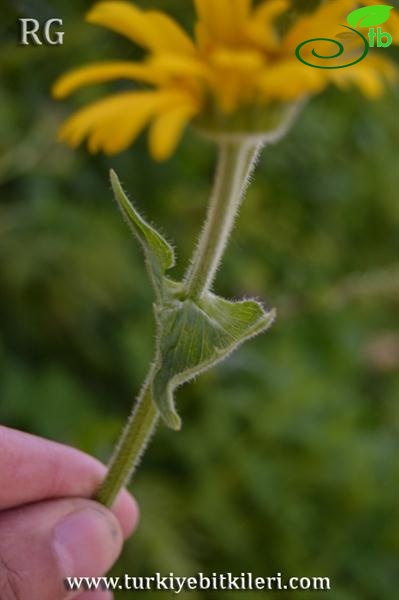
left=95, top=376, right=158, bottom=507
left=95, top=139, right=260, bottom=507
left=184, top=139, right=260, bottom=299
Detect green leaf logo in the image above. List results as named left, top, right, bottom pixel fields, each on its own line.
left=347, top=5, right=393, bottom=28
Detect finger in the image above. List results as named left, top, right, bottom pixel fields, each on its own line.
left=0, top=497, right=123, bottom=600
left=0, top=425, right=138, bottom=537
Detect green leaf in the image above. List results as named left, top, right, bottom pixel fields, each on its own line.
left=347, top=5, right=393, bottom=28
left=110, top=172, right=276, bottom=431
left=110, top=170, right=175, bottom=298
left=152, top=285, right=276, bottom=430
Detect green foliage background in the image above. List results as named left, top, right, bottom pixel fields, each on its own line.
left=1, top=1, right=398, bottom=598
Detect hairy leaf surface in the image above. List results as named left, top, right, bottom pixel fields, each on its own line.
left=111, top=170, right=275, bottom=430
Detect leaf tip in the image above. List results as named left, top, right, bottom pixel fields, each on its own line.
left=269, top=307, right=278, bottom=323
left=163, top=410, right=182, bottom=431
left=109, top=168, right=119, bottom=191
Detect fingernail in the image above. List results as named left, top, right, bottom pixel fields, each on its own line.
left=53, top=504, right=123, bottom=578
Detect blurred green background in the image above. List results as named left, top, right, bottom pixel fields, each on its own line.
left=1, top=1, right=398, bottom=598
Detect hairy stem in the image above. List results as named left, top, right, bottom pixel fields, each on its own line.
left=184, top=140, right=261, bottom=299
left=96, top=140, right=261, bottom=507
left=95, top=376, right=159, bottom=507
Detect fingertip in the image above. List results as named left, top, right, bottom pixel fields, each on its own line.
left=111, top=488, right=140, bottom=539
left=54, top=502, right=124, bottom=579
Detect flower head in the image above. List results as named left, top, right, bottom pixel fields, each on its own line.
left=53, top=0, right=398, bottom=161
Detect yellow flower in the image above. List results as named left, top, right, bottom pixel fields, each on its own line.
left=53, top=0, right=398, bottom=161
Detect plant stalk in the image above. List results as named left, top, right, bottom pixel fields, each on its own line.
left=96, top=139, right=261, bottom=507
left=95, top=376, right=158, bottom=507
left=184, top=139, right=261, bottom=298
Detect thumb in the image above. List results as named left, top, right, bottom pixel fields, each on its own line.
left=0, top=497, right=124, bottom=600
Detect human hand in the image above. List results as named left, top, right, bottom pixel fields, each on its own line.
left=0, top=425, right=139, bottom=600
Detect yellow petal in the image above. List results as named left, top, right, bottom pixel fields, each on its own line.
left=87, top=2, right=195, bottom=55
left=149, top=54, right=210, bottom=80
left=52, top=61, right=163, bottom=99
left=257, top=61, right=327, bottom=101
left=328, top=54, right=397, bottom=98
left=207, top=49, right=265, bottom=113
left=210, top=48, right=264, bottom=72
left=283, top=0, right=355, bottom=53
left=213, top=78, right=246, bottom=113
left=58, top=91, right=163, bottom=154
left=146, top=11, right=196, bottom=54
left=149, top=102, right=198, bottom=161
left=86, top=2, right=157, bottom=50
left=194, top=0, right=252, bottom=44
left=246, top=0, right=289, bottom=50
left=254, top=0, right=289, bottom=21
left=329, top=69, right=382, bottom=98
